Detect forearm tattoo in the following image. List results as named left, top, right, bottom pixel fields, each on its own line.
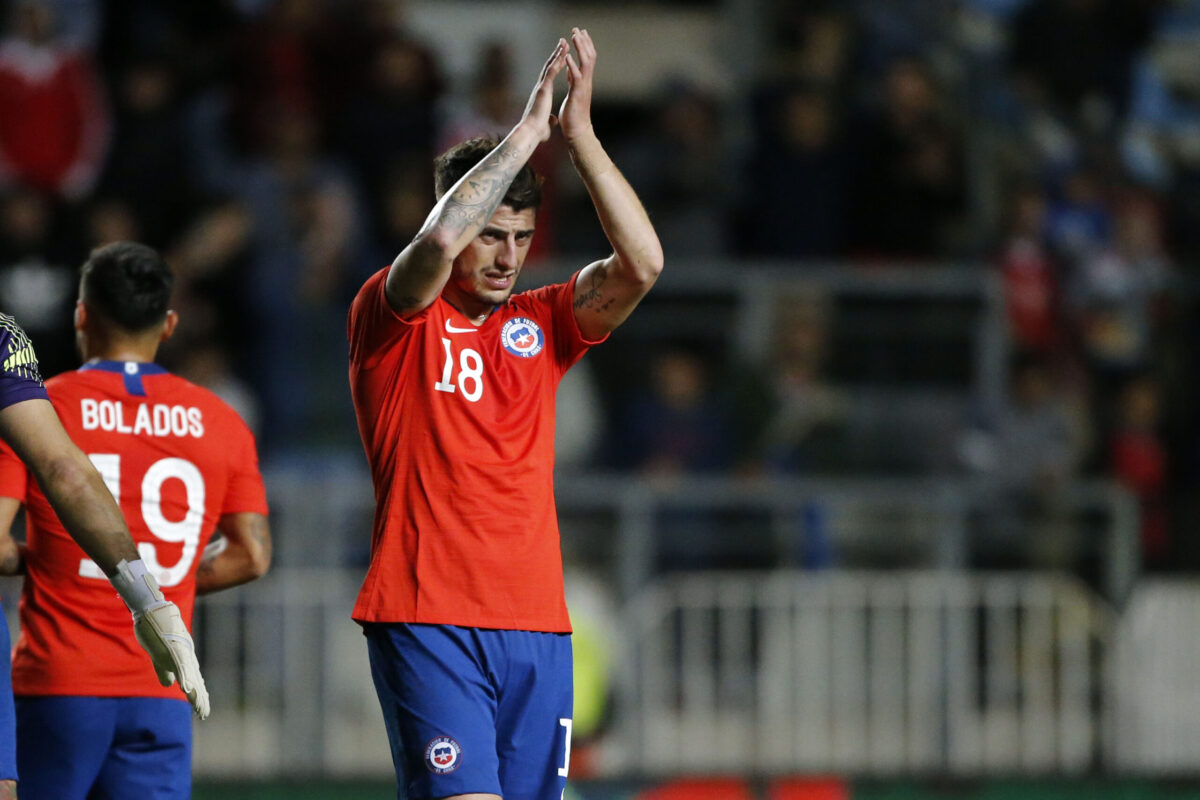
left=439, top=142, right=526, bottom=238
left=574, top=264, right=615, bottom=312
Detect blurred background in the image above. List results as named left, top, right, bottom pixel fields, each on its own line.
left=1, top=0, right=1200, bottom=797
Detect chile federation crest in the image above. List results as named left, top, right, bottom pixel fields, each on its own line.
left=425, top=736, right=462, bottom=774
left=501, top=317, right=545, bottom=358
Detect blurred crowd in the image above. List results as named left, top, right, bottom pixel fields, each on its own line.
left=0, top=0, right=1197, bottom=575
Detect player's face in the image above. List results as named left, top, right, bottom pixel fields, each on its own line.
left=446, top=205, right=536, bottom=317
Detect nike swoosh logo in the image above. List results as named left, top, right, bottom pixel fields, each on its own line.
left=444, top=320, right=478, bottom=334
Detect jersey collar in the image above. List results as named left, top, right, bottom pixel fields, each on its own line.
left=79, top=360, right=168, bottom=397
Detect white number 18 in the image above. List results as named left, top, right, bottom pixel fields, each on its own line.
left=434, top=337, right=484, bottom=402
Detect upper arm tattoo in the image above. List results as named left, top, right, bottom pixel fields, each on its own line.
left=574, top=264, right=616, bottom=313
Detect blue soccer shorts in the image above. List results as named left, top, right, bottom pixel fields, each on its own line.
left=365, top=623, right=573, bottom=800
left=15, top=695, right=192, bottom=800
left=0, top=606, right=15, bottom=782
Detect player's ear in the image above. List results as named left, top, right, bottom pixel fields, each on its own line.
left=160, top=310, right=179, bottom=342
left=73, top=300, right=86, bottom=332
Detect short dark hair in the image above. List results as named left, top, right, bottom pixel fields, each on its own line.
left=79, top=241, right=173, bottom=332
left=433, top=136, right=542, bottom=211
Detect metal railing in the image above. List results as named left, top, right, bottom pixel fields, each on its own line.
left=616, top=570, right=1106, bottom=776
left=192, top=568, right=390, bottom=777
left=545, top=475, right=1140, bottom=604
left=188, top=566, right=1123, bottom=779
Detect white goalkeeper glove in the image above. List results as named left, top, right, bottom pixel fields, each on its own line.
left=112, top=559, right=211, bottom=720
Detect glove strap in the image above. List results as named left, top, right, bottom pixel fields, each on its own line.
left=112, top=559, right=169, bottom=617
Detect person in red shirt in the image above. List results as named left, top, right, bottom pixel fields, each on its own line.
left=0, top=242, right=270, bottom=799
left=0, top=309, right=208, bottom=800
left=0, top=1, right=110, bottom=199
left=1109, top=373, right=1169, bottom=567
left=348, top=29, right=662, bottom=800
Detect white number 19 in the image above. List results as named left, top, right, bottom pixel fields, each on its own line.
left=78, top=454, right=206, bottom=588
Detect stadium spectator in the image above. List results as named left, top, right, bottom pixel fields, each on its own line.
left=1108, top=372, right=1169, bottom=569
left=960, top=351, right=1090, bottom=570
left=612, top=344, right=745, bottom=572
left=770, top=5, right=856, bottom=90
left=438, top=40, right=520, bottom=152
left=0, top=0, right=109, bottom=200
left=95, top=56, right=194, bottom=247
left=1066, top=188, right=1171, bottom=376
left=1044, top=163, right=1112, bottom=266
left=614, top=344, right=734, bottom=477
left=225, top=0, right=364, bottom=156
left=733, top=292, right=846, bottom=474
left=83, top=197, right=142, bottom=250
left=995, top=182, right=1063, bottom=356
left=335, top=34, right=441, bottom=251
left=845, top=55, right=967, bottom=259
left=731, top=292, right=844, bottom=567
left=617, top=79, right=728, bottom=258
left=741, top=81, right=849, bottom=258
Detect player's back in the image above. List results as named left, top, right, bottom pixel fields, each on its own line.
left=1, top=360, right=266, bottom=698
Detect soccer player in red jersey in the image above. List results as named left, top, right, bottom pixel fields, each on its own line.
left=0, top=242, right=271, bottom=799
left=0, top=309, right=208, bottom=800
left=348, top=29, right=663, bottom=799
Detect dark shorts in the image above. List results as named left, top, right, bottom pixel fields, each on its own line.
left=365, top=622, right=573, bottom=800
left=15, top=695, right=192, bottom=800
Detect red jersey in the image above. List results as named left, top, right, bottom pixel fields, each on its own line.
left=0, top=361, right=268, bottom=698
left=348, top=267, right=602, bottom=631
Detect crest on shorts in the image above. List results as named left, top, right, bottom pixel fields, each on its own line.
left=425, top=736, right=462, bottom=774
left=501, top=317, right=544, bottom=358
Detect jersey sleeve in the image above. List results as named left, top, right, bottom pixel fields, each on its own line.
left=0, top=438, right=28, bottom=502
left=347, top=266, right=428, bottom=370
left=529, top=272, right=610, bottom=373
left=0, top=317, right=49, bottom=410
left=221, top=413, right=269, bottom=516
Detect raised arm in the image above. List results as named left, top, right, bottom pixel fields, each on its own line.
left=195, top=512, right=272, bottom=595
left=561, top=28, right=665, bottom=341
left=384, top=40, right=569, bottom=316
